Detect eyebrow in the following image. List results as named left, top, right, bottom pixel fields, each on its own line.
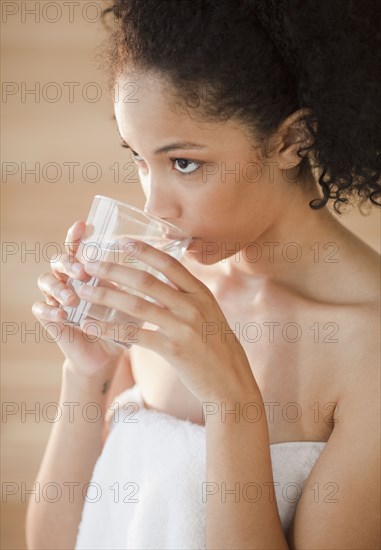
left=117, top=129, right=206, bottom=155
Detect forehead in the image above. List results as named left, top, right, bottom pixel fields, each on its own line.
left=113, top=71, right=254, bottom=151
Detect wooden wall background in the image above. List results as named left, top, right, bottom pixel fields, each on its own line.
left=1, top=2, right=380, bottom=548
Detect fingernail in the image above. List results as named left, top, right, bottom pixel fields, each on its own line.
left=71, top=263, right=83, bottom=275
left=78, top=284, right=93, bottom=297
left=83, top=261, right=100, bottom=274
left=49, top=309, right=61, bottom=320
left=60, top=289, right=74, bottom=301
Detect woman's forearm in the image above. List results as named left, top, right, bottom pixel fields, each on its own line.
left=205, top=389, right=289, bottom=550
left=26, top=360, right=116, bottom=550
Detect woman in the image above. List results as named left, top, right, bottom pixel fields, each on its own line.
left=27, top=1, right=380, bottom=548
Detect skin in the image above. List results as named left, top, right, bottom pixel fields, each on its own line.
left=105, top=71, right=380, bottom=443
left=29, top=70, right=380, bottom=549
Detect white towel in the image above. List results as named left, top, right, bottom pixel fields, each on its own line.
left=75, top=385, right=326, bottom=550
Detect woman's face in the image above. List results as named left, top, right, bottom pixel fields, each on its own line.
left=114, top=71, right=295, bottom=264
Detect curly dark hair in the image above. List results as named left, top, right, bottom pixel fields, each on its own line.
left=97, top=0, right=381, bottom=214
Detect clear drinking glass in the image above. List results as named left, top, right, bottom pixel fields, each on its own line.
left=60, top=195, right=192, bottom=348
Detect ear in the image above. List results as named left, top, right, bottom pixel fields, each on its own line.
left=270, top=108, right=316, bottom=170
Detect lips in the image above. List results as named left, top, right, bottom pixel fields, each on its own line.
left=165, top=233, right=198, bottom=240
left=187, top=237, right=200, bottom=249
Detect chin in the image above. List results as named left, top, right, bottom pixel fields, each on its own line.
left=184, top=242, right=224, bottom=265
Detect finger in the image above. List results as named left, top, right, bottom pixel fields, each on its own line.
left=38, top=272, right=80, bottom=307
left=114, top=237, right=201, bottom=294
left=80, top=318, right=141, bottom=348
left=76, top=283, right=174, bottom=331
left=80, top=318, right=162, bottom=351
left=64, top=220, right=87, bottom=257
left=45, top=295, right=60, bottom=307
left=32, top=300, right=67, bottom=323
left=82, top=260, right=184, bottom=311
left=50, top=253, right=90, bottom=283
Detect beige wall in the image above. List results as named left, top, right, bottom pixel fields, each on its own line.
left=1, top=2, right=380, bottom=549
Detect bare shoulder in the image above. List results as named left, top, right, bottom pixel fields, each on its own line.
left=334, top=237, right=380, bottom=383
left=324, top=242, right=380, bottom=420
left=336, top=299, right=380, bottom=397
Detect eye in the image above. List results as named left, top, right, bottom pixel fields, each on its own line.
left=130, top=150, right=144, bottom=162
left=130, top=150, right=201, bottom=177
left=172, top=158, right=201, bottom=175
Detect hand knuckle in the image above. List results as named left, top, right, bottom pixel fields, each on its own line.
left=129, top=295, right=145, bottom=315
left=64, top=250, right=76, bottom=263
left=135, top=240, right=147, bottom=254
left=52, top=281, right=63, bottom=299
left=100, top=261, right=112, bottom=277
left=166, top=337, right=182, bottom=356
left=181, top=323, right=197, bottom=341
left=186, top=306, right=201, bottom=324
left=139, top=270, right=155, bottom=288
left=50, top=258, right=64, bottom=274
left=62, top=255, right=74, bottom=272
left=96, top=286, right=106, bottom=300
left=164, top=254, right=178, bottom=271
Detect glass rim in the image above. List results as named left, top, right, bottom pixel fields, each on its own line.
left=93, top=195, right=192, bottom=240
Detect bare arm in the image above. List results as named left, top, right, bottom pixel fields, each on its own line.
left=101, top=351, right=136, bottom=446
left=205, top=388, right=289, bottom=550
left=26, top=358, right=119, bottom=550
left=27, top=220, right=134, bottom=549
left=205, top=353, right=380, bottom=549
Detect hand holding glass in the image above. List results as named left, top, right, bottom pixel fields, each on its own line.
left=60, top=195, right=191, bottom=348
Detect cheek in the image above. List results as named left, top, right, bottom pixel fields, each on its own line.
left=183, top=182, right=248, bottom=231
left=205, top=181, right=249, bottom=215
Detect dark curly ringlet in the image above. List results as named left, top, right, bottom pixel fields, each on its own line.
left=97, top=0, right=381, bottom=214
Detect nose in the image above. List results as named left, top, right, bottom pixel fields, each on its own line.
left=142, top=180, right=181, bottom=222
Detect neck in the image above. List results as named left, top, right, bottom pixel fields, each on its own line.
left=222, top=186, right=361, bottom=301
